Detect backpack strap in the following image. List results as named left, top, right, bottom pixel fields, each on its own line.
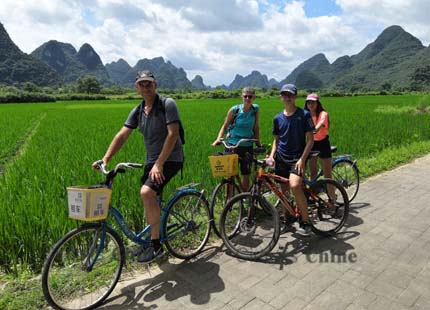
left=231, top=103, right=256, bottom=124
left=159, top=95, right=185, bottom=179
left=137, top=99, right=145, bottom=128
left=231, top=104, right=240, bottom=125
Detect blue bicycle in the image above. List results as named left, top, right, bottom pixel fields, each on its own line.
left=42, top=162, right=211, bottom=310
left=306, top=146, right=360, bottom=202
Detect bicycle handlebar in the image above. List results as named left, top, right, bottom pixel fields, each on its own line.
left=94, top=160, right=143, bottom=175
left=215, top=138, right=259, bottom=150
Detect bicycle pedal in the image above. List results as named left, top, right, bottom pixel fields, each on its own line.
left=280, top=221, right=293, bottom=235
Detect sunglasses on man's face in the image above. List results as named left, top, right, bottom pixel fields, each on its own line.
left=137, top=81, right=154, bottom=88
left=243, top=95, right=254, bottom=99
left=280, top=92, right=294, bottom=98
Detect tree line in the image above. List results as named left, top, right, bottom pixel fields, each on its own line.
left=1, top=74, right=427, bottom=104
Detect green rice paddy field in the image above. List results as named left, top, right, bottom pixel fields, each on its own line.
left=1, top=94, right=430, bottom=274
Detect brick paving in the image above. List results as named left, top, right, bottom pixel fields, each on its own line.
left=101, top=155, right=430, bottom=310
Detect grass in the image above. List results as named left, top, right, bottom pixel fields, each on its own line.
left=1, top=94, right=430, bottom=309
left=0, top=272, right=45, bottom=310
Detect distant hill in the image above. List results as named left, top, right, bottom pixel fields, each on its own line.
left=191, top=75, right=207, bottom=90
left=76, top=43, right=112, bottom=85
left=120, top=57, right=193, bottom=89
left=2, top=20, right=430, bottom=91
left=31, top=40, right=113, bottom=86
left=105, top=58, right=131, bottom=84
left=0, top=22, right=60, bottom=86
left=279, top=53, right=329, bottom=86
left=282, top=25, right=430, bottom=91
left=215, top=84, right=229, bottom=90
left=228, top=70, right=278, bottom=90
left=268, top=78, right=280, bottom=88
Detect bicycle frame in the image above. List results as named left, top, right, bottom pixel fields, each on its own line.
left=254, top=165, right=331, bottom=220
left=85, top=184, right=204, bottom=271
left=43, top=160, right=211, bottom=310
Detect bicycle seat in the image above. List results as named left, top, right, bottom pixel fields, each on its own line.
left=331, top=146, right=337, bottom=153
left=253, top=146, right=267, bottom=155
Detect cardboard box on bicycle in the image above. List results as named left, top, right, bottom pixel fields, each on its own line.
left=67, top=186, right=112, bottom=221
left=208, top=153, right=239, bottom=177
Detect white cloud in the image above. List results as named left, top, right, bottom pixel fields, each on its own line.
left=1, top=0, right=429, bottom=86
left=157, top=0, right=263, bottom=31
left=335, top=0, right=430, bottom=46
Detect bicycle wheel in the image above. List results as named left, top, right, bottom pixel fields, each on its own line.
left=307, top=179, right=349, bottom=236
left=259, top=182, right=279, bottom=212
left=210, top=179, right=241, bottom=238
left=219, top=193, right=280, bottom=260
left=332, top=159, right=360, bottom=202
left=42, top=223, right=125, bottom=310
left=163, top=191, right=211, bottom=260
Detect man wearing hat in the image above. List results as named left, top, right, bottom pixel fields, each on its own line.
left=93, top=70, right=184, bottom=262
left=267, top=84, right=315, bottom=236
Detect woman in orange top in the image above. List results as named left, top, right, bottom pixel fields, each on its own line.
left=304, top=93, right=332, bottom=181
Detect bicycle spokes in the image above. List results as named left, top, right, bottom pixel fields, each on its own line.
left=163, top=192, right=211, bottom=260
left=308, top=179, right=349, bottom=236
left=220, top=193, right=279, bottom=260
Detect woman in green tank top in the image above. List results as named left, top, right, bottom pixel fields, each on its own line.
left=212, top=87, right=261, bottom=190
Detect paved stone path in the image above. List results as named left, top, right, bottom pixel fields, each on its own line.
left=101, top=155, right=430, bottom=310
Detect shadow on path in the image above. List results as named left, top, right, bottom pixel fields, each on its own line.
left=255, top=203, right=369, bottom=269
left=102, top=246, right=225, bottom=309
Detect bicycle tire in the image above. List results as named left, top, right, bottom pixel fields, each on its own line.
left=259, top=182, right=280, bottom=214
left=42, top=223, right=125, bottom=310
left=209, top=179, right=241, bottom=238
left=163, top=191, right=211, bottom=260
left=307, top=179, right=349, bottom=236
left=219, top=192, right=280, bottom=260
left=331, top=158, right=360, bottom=202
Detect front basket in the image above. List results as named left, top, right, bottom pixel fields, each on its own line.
left=67, top=186, right=112, bottom=221
left=208, top=153, right=239, bottom=177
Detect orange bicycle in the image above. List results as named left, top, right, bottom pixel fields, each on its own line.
left=209, top=138, right=267, bottom=238
left=219, top=156, right=349, bottom=260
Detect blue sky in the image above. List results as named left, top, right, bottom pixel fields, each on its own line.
left=303, top=0, right=341, bottom=17
left=260, top=0, right=341, bottom=16
left=1, top=0, right=429, bottom=86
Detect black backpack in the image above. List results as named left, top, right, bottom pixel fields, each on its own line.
left=159, top=96, right=185, bottom=145
left=139, top=95, right=185, bottom=145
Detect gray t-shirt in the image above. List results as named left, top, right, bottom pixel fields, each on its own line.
left=124, top=94, right=184, bottom=164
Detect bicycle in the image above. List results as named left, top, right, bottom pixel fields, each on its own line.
left=42, top=161, right=211, bottom=310
left=209, top=138, right=267, bottom=238
left=306, top=146, right=360, bottom=202
left=219, top=156, right=349, bottom=261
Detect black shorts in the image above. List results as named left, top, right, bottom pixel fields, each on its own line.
left=312, top=136, right=332, bottom=159
left=141, top=161, right=183, bottom=195
left=226, top=146, right=253, bottom=175
left=274, top=152, right=300, bottom=178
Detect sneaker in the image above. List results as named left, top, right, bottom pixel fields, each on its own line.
left=296, top=222, right=312, bottom=237
left=137, top=244, right=164, bottom=263
left=131, top=241, right=152, bottom=256
left=131, top=246, right=143, bottom=256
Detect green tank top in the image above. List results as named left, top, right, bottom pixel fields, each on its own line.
left=227, top=104, right=258, bottom=147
